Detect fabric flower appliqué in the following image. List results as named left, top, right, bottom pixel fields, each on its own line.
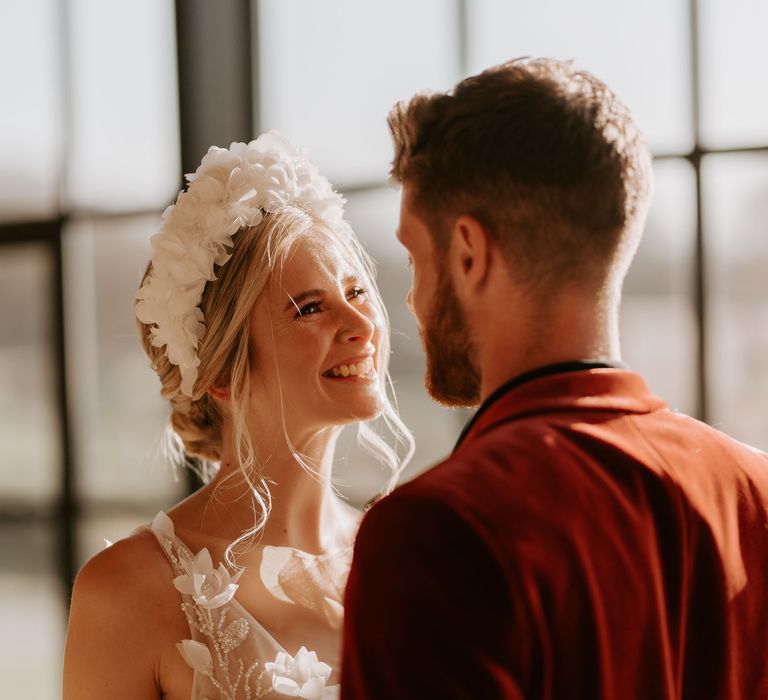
left=173, top=547, right=244, bottom=610
left=265, top=647, right=333, bottom=699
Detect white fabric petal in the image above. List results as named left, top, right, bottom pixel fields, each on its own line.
left=172, top=574, right=197, bottom=596
left=295, top=647, right=316, bottom=677
left=300, top=676, right=327, bottom=699
left=193, top=548, right=214, bottom=573
left=151, top=511, right=175, bottom=540
left=179, top=367, right=198, bottom=398
left=193, top=572, right=209, bottom=596
left=273, top=676, right=301, bottom=696
left=196, top=584, right=239, bottom=609
left=176, top=639, right=212, bottom=672
left=266, top=652, right=289, bottom=673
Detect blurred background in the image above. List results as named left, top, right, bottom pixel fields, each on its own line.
left=1, top=0, right=766, bottom=695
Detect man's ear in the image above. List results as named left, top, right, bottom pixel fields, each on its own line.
left=207, top=384, right=231, bottom=402
left=448, top=215, right=491, bottom=297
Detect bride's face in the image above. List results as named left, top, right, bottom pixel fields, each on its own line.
left=246, top=227, right=385, bottom=435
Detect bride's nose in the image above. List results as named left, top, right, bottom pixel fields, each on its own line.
left=338, top=305, right=375, bottom=344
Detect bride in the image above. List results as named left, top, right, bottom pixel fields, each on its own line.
left=62, top=132, right=412, bottom=699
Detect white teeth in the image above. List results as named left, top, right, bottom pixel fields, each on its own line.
left=324, top=357, right=375, bottom=378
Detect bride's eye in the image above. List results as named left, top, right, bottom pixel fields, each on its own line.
left=296, top=301, right=323, bottom=317
left=347, top=286, right=367, bottom=301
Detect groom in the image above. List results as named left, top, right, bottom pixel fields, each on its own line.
left=341, top=58, right=768, bottom=698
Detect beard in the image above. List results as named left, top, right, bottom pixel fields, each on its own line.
left=421, top=268, right=482, bottom=407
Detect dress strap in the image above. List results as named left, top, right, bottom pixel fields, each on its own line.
left=146, top=511, right=194, bottom=578
left=144, top=512, right=273, bottom=698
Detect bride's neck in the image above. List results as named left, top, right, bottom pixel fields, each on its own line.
left=208, top=425, right=357, bottom=554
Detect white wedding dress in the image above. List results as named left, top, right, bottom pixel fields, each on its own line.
left=147, top=512, right=349, bottom=699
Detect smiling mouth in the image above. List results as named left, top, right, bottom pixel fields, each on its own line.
left=322, top=357, right=375, bottom=379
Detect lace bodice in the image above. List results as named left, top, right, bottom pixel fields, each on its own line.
left=147, top=512, right=346, bottom=699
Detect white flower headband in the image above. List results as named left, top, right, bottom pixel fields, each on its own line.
left=135, top=130, right=346, bottom=398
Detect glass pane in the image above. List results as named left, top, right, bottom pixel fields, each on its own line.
left=77, top=509, right=161, bottom=569
left=67, top=0, right=179, bottom=211
left=621, top=159, right=697, bottom=415
left=699, top=0, right=768, bottom=147
left=0, top=523, right=64, bottom=698
left=257, top=0, right=460, bottom=186
left=0, top=0, right=61, bottom=220
left=343, top=186, right=417, bottom=369
left=0, top=244, right=59, bottom=503
left=63, top=216, right=186, bottom=504
left=335, top=376, right=468, bottom=506
left=703, top=153, right=768, bottom=450
left=466, top=0, right=692, bottom=154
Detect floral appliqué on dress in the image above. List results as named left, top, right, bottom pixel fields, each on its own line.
left=149, top=512, right=338, bottom=700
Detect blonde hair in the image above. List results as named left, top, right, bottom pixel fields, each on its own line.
left=137, top=205, right=414, bottom=546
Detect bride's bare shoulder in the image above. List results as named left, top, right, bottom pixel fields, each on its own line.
left=71, top=528, right=179, bottom=622
left=64, top=529, right=186, bottom=698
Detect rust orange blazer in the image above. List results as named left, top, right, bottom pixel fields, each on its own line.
left=342, top=368, right=768, bottom=699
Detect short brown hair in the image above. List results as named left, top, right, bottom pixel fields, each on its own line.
left=389, top=58, right=653, bottom=291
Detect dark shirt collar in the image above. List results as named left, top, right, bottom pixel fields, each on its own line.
left=453, top=359, right=628, bottom=451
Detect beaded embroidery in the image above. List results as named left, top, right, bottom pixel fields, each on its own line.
left=179, top=602, right=268, bottom=699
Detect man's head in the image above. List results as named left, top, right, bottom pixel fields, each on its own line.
left=390, top=57, right=653, bottom=406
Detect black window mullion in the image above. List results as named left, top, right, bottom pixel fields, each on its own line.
left=688, top=0, right=708, bottom=423
left=52, top=223, right=77, bottom=599
left=0, top=220, right=75, bottom=605
left=176, top=0, right=255, bottom=495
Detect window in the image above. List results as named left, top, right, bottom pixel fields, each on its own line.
left=0, top=1, right=180, bottom=695
left=1, top=1, right=765, bottom=694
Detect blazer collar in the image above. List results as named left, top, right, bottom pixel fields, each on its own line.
left=454, top=368, right=667, bottom=452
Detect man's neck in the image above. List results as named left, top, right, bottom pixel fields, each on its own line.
left=474, top=290, right=621, bottom=404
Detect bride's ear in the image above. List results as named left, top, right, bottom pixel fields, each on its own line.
left=208, top=383, right=231, bottom=402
